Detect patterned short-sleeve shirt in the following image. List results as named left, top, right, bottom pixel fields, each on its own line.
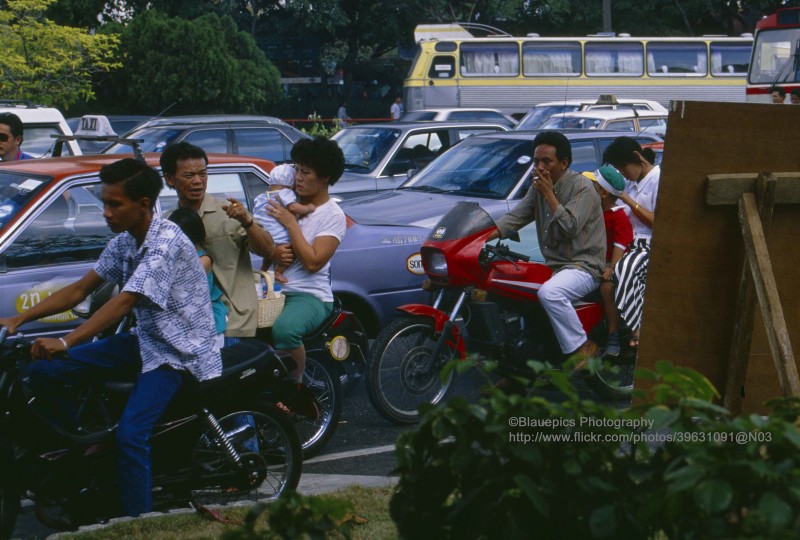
left=94, top=215, right=222, bottom=381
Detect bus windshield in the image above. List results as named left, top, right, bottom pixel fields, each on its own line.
left=749, top=28, right=800, bottom=84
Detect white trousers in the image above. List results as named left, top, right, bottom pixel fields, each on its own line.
left=538, top=267, right=599, bottom=354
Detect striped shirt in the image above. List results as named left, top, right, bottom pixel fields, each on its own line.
left=496, top=169, right=606, bottom=280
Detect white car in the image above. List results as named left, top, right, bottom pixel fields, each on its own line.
left=0, top=101, right=81, bottom=157
left=539, top=109, right=668, bottom=137
left=401, top=108, right=518, bottom=127
left=516, top=97, right=668, bottom=130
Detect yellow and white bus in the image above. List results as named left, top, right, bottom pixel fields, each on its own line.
left=405, top=24, right=753, bottom=115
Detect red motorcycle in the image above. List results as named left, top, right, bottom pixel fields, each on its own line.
left=366, top=201, right=635, bottom=424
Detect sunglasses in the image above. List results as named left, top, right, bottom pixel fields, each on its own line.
left=0, top=133, right=13, bottom=143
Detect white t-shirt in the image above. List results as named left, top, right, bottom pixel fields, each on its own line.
left=390, top=102, right=402, bottom=120
left=623, top=165, right=660, bottom=240
left=281, top=199, right=346, bottom=302
left=253, top=188, right=298, bottom=244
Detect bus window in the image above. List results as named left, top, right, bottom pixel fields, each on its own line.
left=585, top=42, right=643, bottom=76
left=647, top=42, right=707, bottom=75
left=429, top=55, right=455, bottom=78
left=710, top=43, right=751, bottom=76
left=748, top=28, right=799, bottom=83
left=522, top=42, right=581, bottom=76
left=460, top=43, right=519, bottom=76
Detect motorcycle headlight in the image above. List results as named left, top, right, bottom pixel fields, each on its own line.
left=422, top=247, right=448, bottom=276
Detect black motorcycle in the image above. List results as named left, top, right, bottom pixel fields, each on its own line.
left=0, top=328, right=303, bottom=536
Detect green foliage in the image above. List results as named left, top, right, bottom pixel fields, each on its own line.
left=222, top=490, right=355, bottom=540
left=107, top=10, right=282, bottom=115
left=0, top=0, right=120, bottom=109
left=391, top=360, right=800, bottom=539
left=301, top=113, right=342, bottom=138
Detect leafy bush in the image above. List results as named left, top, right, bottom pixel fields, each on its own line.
left=390, top=360, right=800, bottom=539
left=222, top=490, right=354, bottom=540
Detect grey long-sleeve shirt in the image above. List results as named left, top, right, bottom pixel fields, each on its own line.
left=495, top=169, right=606, bottom=280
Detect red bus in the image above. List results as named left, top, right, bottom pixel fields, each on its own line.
left=747, top=7, right=800, bottom=102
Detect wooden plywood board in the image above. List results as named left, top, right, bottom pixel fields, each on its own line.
left=637, top=101, right=800, bottom=413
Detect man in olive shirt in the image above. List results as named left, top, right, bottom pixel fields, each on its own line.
left=161, top=142, right=274, bottom=342
left=493, top=131, right=606, bottom=362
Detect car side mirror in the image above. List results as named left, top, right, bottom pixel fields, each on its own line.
left=406, top=169, right=418, bottom=179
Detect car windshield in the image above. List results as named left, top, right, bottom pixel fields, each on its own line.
left=516, top=105, right=578, bottom=130
left=334, top=127, right=400, bottom=172
left=400, top=137, right=532, bottom=199
left=541, top=115, right=606, bottom=130
left=401, top=111, right=437, bottom=121
left=0, top=171, right=50, bottom=234
left=102, top=127, right=184, bottom=154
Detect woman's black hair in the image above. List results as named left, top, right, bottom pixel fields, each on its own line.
left=602, top=136, right=645, bottom=168
left=290, top=136, right=345, bottom=185
left=640, top=147, right=657, bottom=166
left=168, top=207, right=206, bottom=245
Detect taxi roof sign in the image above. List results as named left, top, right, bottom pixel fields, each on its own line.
left=75, top=115, right=116, bottom=136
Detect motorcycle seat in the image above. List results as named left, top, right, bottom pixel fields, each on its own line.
left=304, top=298, right=344, bottom=342
left=580, top=288, right=602, bottom=304
left=190, top=339, right=294, bottom=396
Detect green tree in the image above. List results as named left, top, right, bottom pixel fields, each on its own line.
left=0, top=0, right=120, bottom=110
left=110, top=10, right=282, bottom=115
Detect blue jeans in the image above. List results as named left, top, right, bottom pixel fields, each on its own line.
left=28, top=333, right=183, bottom=517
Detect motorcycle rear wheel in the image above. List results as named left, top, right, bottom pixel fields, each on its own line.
left=0, top=433, right=19, bottom=540
left=367, top=316, right=455, bottom=425
left=190, top=403, right=301, bottom=507
left=296, top=357, right=342, bottom=458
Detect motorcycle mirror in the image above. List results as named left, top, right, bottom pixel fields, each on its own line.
left=505, top=231, right=521, bottom=243
left=72, top=280, right=119, bottom=319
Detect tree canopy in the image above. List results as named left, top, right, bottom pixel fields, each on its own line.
left=0, top=0, right=120, bottom=109
left=109, top=11, right=283, bottom=115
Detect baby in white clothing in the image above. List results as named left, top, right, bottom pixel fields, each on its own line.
left=253, top=164, right=315, bottom=283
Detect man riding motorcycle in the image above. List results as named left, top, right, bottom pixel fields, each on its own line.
left=0, top=158, right=223, bottom=518
left=489, top=131, right=606, bottom=391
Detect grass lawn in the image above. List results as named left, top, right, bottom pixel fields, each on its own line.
left=56, top=485, right=398, bottom=540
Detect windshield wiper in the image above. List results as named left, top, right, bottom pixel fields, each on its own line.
left=400, top=185, right=450, bottom=193
left=343, top=162, right=370, bottom=171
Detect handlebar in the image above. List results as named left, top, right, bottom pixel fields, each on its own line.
left=485, top=243, right=531, bottom=263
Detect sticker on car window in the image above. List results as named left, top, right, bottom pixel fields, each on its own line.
left=17, top=179, right=44, bottom=193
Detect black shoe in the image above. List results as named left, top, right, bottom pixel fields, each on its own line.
left=276, top=383, right=320, bottom=421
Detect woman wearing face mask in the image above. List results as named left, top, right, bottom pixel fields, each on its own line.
left=601, top=137, right=659, bottom=349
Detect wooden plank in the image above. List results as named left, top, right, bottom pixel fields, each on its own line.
left=707, top=173, right=800, bottom=205
left=738, top=193, right=800, bottom=397
left=723, top=174, right=777, bottom=414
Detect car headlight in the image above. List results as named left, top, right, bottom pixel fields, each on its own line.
left=421, top=247, right=447, bottom=276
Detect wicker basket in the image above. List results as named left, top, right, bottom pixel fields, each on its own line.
left=254, top=270, right=285, bottom=328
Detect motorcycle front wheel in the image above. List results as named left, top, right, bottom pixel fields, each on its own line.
left=0, top=433, right=19, bottom=540
left=296, top=356, right=342, bottom=458
left=586, top=356, right=636, bottom=400
left=190, top=403, right=301, bottom=507
left=366, top=316, right=456, bottom=425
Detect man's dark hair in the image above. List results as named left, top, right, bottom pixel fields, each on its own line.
left=602, top=136, right=644, bottom=168
left=159, top=142, right=208, bottom=176
left=290, top=136, right=345, bottom=186
left=532, top=131, right=572, bottom=165
left=100, top=158, right=163, bottom=209
left=168, top=207, right=206, bottom=245
left=772, top=86, right=787, bottom=98
left=792, top=88, right=800, bottom=100
left=0, top=113, right=24, bottom=138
